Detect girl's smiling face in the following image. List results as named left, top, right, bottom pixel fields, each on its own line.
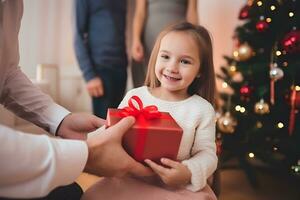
left=155, top=31, right=201, bottom=98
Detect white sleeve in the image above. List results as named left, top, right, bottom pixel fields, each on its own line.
left=0, top=125, right=88, bottom=199
left=181, top=105, right=218, bottom=192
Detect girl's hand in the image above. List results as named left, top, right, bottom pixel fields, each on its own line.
left=131, top=40, right=144, bottom=62
left=145, top=158, right=192, bottom=188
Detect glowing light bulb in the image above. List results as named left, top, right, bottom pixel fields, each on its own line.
left=276, top=51, right=282, bottom=56
left=240, top=107, right=246, bottom=113
left=257, top=1, right=262, bottom=6
left=222, top=82, right=228, bottom=88
left=270, top=5, right=276, bottom=10
left=277, top=122, right=284, bottom=129
left=235, top=105, right=241, bottom=111
left=249, top=153, right=255, bottom=158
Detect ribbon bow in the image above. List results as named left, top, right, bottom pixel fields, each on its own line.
left=120, top=96, right=161, bottom=119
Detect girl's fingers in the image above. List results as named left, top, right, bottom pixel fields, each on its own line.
left=160, top=158, right=179, bottom=169
left=144, top=159, right=168, bottom=176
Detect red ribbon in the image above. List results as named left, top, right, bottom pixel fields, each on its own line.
left=119, top=96, right=161, bottom=162
left=120, top=95, right=161, bottom=119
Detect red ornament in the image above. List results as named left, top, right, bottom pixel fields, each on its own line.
left=288, top=88, right=300, bottom=135
left=240, top=85, right=251, bottom=96
left=239, top=5, right=251, bottom=20
left=281, top=30, right=300, bottom=54
left=240, top=85, right=253, bottom=101
left=256, top=20, right=269, bottom=32
left=286, top=89, right=300, bottom=109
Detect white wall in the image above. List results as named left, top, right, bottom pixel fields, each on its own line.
left=198, top=0, right=244, bottom=72
left=19, top=0, right=77, bottom=78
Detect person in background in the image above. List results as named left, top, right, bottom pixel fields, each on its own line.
left=131, top=0, right=198, bottom=87
left=74, top=0, right=128, bottom=118
left=0, top=1, right=151, bottom=199
left=81, top=22, right=218, bottom=200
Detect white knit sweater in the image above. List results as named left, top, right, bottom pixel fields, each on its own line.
left=119, top=86, right=218, bottom=192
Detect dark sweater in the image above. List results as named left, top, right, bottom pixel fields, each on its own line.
left=74, top=0, right=127, bottom=81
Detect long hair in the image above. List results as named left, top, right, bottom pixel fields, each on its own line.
left=144, top=22, right=216, bottom=106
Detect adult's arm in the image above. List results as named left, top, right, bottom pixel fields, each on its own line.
left=73, top=0, right=96, bottom=82
left=0, top=66, right=70, bottom=134
left=0, top=125, right=88, bottom=198
left=186, top=0, right=199, bottom=25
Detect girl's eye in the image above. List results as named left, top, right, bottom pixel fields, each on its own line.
left=161, top=54, right=169, bottom=60
left=181, top=59, right=191, bottom=65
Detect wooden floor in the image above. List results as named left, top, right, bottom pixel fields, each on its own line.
left=77, top=168, right=300, bottom=200
left=219, top=169, right=300, bottom=200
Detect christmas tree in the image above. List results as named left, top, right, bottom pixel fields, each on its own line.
left=217, top=0, right=300, bottom=185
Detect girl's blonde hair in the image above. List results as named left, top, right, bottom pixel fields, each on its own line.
left=144, top=22, right=216, bottom=106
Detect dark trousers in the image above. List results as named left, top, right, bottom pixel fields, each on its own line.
left=0, top=182, right=82, bottom=200
left=92, top=68, right=127, bottom=118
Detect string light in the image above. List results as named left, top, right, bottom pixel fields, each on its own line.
left=289, top=12, right=294, bottom=17
left=233, top=50, right=239, bottom=58
left=257, top=1, right=263, bottom=6
left=248, top=153, right=255, bottom=158
left=273, top=146, right=278, bottom=151
left=277, top=122, right=284, bottom=128
left=235, top=105, right=241, bottom=111
left=275, top=50, right=282, bottom=56
left=283, top=61, right=288, bottom=67
left=270, top=5, right=276, bottom=10
left=229, top=65, right=237, bottom=73
left=222, top=82, right=228, bottom=88
left=266, top=18, right=272, bottom=23
left=240, top=107, right=246, bottom=113
left=256, top=121, right=263, bottom=128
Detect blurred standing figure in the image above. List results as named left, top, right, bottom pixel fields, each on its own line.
left=131, top=0, right=198, bottom=87
left=74, top=0, right=128, bottom=118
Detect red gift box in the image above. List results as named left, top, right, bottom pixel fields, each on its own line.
left=106, top=96, right=183, bottom=164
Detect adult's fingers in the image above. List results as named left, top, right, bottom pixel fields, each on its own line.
left=106, top=116, right=135, bottom=140
left=88, top=115, right=106, bottom=131
left=92, top=116, right=106, bottom=127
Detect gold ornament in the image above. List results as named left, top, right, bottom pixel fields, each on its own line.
left=233, top=43, right=254, bottom=61
left=254, top=99, right=270, bottom=115
left=217, top=112, right=237, bottom=134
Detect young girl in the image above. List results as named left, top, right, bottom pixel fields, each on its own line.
left=82, top=22, right=218, bottom=200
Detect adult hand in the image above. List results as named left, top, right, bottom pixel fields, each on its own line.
left=85, top=116, right=154, bottom=177
left=57, top=113, right=105, bottom=140
left=86, top=77, right=104, bottom=97
left=145, top=158, right=192, bottom=188
left=131, top=40, right=144, bottom=62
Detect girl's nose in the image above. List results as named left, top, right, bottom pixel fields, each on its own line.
left=166, top=61, right=179, bottom=73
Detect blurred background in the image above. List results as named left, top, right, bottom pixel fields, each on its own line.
left=0, top=0, right=299, bottom=199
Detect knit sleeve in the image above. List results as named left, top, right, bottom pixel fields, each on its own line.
left=181, top=104, right=218, bottom=192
